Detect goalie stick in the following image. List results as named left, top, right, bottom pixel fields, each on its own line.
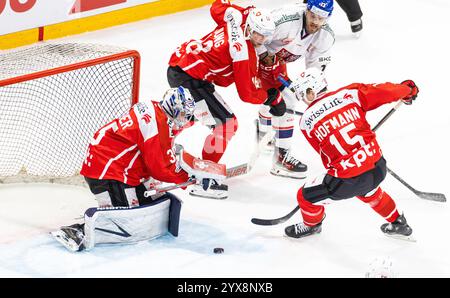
left=144, top=179, right=196, bottom=197
left=251, top=101, right=446, bottom=226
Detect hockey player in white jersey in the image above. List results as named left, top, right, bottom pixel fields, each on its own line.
left=257, top=0, right=335, bottom=179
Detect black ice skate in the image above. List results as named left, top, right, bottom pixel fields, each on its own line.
left=189, top=180, right=228, bottom=200
left=271, top=148, right=307, bottom=179
left=380, top=214, right=414, bottom=241
left=51, top=223, right=86, bottom=252
left=285, top=222, right=322, bottom=239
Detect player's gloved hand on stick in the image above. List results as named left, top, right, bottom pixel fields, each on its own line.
left=264, top=88, right=286, bottom=116
left=401, top=80, right=419, bottom=105
left=259, top=54, right=286, bottom=88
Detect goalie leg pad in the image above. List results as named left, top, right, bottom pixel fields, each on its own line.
left=83, top=193, right=182, bottom=250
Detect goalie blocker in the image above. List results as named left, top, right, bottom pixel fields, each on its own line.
left=51, top=192, right=182, bottom=252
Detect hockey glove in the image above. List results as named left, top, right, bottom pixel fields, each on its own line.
left=401, top=80, right=419, bottom=105
left=264, top=88, right=286, bottom=117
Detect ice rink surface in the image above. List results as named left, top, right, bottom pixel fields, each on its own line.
left=1, top=0, right=449, bottom=277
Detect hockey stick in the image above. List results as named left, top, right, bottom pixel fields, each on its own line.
left=144, top=179, right=196, bottom=197
left=277, top=75, right=305, bottom=117
left=370, top=102, right=446, bottom=202
left=251, top=206, right=300, bottom=226
left=386, top=168, right=446, bottom=202
left=286, top=108, right=303, bottom=116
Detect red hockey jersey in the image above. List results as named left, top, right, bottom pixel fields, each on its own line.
left=299, top=83, right=411, bottom=178
left=168, top=0, right=267, bottom=104
left=80, top=101, right=189, bottom=186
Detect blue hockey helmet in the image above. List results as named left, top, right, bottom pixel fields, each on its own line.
left=307, top=0, right=334, bottom=18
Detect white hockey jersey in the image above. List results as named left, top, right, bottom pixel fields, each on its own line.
left=259, top=4, right=335, bottom=69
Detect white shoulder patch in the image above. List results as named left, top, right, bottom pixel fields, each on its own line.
left=224, top=7, right=243, bottom=25
left=133, top=102, right=158, bottom=142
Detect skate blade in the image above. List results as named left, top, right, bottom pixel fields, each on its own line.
left=189, top=191, right=228, bottom=200
left=270, top=169, right=307, bottom=179
left=283, top=232, right=322, bottom=240
left=50, top=231, right=82, bottom=252
left=384, top=233, right=416, bottom=242
left=352, top=31, right=362, bottom=39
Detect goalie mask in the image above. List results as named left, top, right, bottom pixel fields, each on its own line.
left=245, top=8, right=275, bottom=46
left=296, top=68, right=328, bottom=105
left=161, top=86, right=195, bottom=130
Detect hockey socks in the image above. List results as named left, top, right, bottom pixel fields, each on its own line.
left=297, top=188, right=325, bottom=227
left=357, top=187, right=399, bottom=223
left=202, top=117, right=238, bottom=163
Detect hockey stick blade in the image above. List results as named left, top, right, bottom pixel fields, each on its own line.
left=251, top=206, right=300, bottom=226
left=387, top=168, right=446, bottom=202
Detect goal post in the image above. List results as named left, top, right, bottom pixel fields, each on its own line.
left=0, top=43, right=141, bottom=185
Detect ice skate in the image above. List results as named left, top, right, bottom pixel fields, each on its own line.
left=270, top=148, right=307, bottom=179
left=285, top=222, right=322, bottom=239
left=380, top=214, right=415, bottom=242
left=51, top=223, right=86, bottom=252
left=189, top=180, right=228, bottom=200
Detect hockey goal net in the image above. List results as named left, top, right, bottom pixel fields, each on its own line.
left=0, top=43, right=140, bottom=185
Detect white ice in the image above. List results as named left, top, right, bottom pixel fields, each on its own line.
left=1, top=0, right=449, bottom=277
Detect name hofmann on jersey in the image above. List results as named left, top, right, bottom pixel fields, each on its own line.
left=303, top=96, right=343, bottom=130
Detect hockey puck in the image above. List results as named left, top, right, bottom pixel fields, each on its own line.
left=213, top=247, right=224, bottom=254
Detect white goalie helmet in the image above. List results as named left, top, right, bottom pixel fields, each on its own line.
left=295, top=68, right=328, bottom=104
left=161, top=86, right=195, bottom=129
left=245, top=8, right=275, bottom=40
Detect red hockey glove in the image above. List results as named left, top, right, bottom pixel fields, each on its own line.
left=264, top=88, right=286, bottom=117
left=401, top=80, right=419, bottom=105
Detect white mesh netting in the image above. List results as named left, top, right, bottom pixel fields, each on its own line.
left=0, top=43, right=139, bottom=185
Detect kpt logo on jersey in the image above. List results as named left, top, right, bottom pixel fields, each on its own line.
left=70, top=0, right=126, bottom=14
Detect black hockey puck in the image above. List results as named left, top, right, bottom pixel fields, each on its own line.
left=213, top=247, right=224, bottom=254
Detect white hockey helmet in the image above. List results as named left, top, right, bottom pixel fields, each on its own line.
left=245, top=8, right=275, bottom=40
left=161, top=86, right=195, bottom=129
left=296, top=68, right=328, bottom=104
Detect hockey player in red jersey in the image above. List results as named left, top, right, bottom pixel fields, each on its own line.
left=211, top=0, right=335, bottom=179
left=284, top=68, right=419, bottom=240
left=168, top=2, right=286, bottom=198
left=51, top=87, right=227, bottom=251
